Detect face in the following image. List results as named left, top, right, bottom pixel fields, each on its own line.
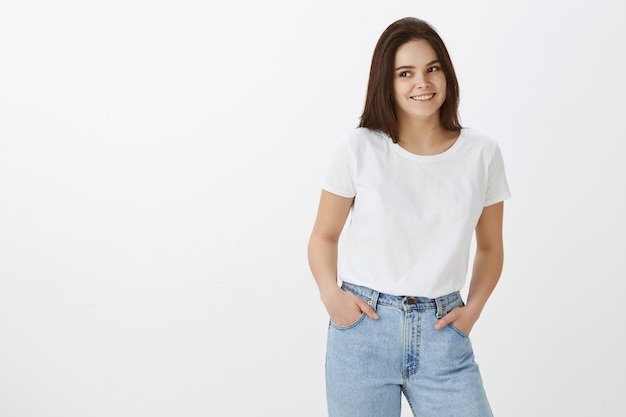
left=392, top=39, right=447, bottom=123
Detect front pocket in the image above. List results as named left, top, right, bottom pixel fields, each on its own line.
left=329, top=313, right=367, bottom=330
left=449, top=323, right=470, bottom=338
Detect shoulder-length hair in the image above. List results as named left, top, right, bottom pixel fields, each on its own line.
left=359, top=17, right=461, bottom=142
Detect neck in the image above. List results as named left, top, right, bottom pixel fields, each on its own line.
left=396, top=114, right=458, bottom=156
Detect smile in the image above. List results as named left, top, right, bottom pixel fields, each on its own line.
left=410, top=93, right=435, bottom=101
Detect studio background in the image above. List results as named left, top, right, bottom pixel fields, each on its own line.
left=1, top=1, right=624, bottom=416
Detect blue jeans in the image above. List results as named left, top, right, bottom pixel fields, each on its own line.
left=326, top=282, right=493, bottom=417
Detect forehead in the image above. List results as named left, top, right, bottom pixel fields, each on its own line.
left=394, top=40, right=439, bottom=66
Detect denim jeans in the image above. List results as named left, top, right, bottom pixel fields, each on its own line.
left=326, top=282, right=493, bottom=417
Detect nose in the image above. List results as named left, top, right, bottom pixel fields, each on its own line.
left=413, top=72, right=428, bottom=88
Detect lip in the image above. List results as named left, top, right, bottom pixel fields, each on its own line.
left=410, top=93, right=436, bottom=101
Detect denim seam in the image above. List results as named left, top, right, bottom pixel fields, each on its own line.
left=401, top=386, right=418, bottom=417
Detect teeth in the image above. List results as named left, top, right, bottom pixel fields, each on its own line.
left=411, top=94, right=434, bottom=101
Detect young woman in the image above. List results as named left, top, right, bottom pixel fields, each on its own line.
left=308, top=17, right=511, bottom=417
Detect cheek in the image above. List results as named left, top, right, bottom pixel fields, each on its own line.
left=438, top=76, right=447, bottom=94
left=392, top=79, right=400, bottom=94
left=439, top=87, right=447, bottom=101
left=435, top=78, right=447, bottom=100
left=392, top=79, right=408, bottom=98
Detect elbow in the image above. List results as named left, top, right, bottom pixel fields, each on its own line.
left=476, top=244, right=503, bottom=256
left=308, top=233, right=339, bottom=253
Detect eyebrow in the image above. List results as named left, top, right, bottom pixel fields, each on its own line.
left=394, top=60, right=441, bottom=71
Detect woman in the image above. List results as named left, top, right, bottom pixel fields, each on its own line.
left=308, top=17, right=511, bottom=417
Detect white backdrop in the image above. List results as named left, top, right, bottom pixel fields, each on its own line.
left=1, top=1, right=625, bottom=416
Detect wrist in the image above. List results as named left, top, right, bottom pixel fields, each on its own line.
left=463, top=302, right=484, bottom=320
left=319, top=281, right=341, bottom=303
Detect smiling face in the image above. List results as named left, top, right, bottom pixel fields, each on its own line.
left=392, top=39, right=447, bottom=125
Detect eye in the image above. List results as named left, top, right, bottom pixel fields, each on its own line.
left=399, top=71, right=411, bottom=78
left=428, top=66, right=441, bottom=73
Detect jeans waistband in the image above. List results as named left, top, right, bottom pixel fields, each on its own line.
left=341, top=281, right=463, bottom=319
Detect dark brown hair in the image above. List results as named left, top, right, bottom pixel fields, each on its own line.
left=359, top=17, right=461, bottom=142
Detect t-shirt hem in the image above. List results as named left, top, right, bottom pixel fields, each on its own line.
left=484, top=191, right=512, bottom=207
left=320, top=183, right=355, bottom=198
left=339, top=278, right=463, bottom=299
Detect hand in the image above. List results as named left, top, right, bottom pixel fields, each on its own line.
left=321, top=287, right=379, bottom=326
left=434, top=305, right=479, bottom=335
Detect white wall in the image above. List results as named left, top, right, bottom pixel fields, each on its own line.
left=1, top=1, right=624, bottom=416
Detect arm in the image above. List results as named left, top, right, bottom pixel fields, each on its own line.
left=308, top=190, right=378, bottom=325
left=434, top=201, right=505, bottom=333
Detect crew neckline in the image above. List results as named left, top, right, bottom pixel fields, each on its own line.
left=383, top=128, right=465, bottom=161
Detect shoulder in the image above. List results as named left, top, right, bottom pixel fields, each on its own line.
left=341, top=127, right=389, bottom=151
left=458, top=128, right=502, bottom=156
left=342, top=127, right=387, bottom=141
left=460, top=128, right=499, bottom=147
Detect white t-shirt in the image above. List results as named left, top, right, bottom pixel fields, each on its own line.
left=321, top=127, right=511, bottom=298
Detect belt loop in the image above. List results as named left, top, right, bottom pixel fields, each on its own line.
left=435, top=296, right=444, bottom=319
left=368, top=289, right=380, bottom=311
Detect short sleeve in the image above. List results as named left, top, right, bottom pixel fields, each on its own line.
left=484, top=144, right=512, bottom=206
left=320, top=133, right=357, bottom=198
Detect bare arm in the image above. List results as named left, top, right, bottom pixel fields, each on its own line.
left=308, top=190, right=378, bottom=325
left=434, top=201, right=505, bottom=333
